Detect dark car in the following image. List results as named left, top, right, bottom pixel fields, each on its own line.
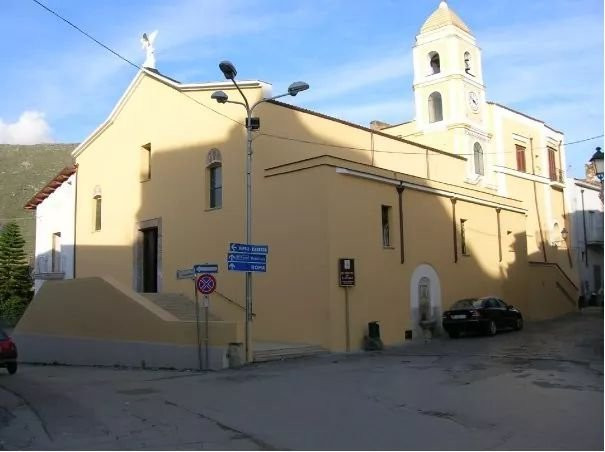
left=442, top=297, right=523, bottom=338
left=0, top=328, right=17, bottom=374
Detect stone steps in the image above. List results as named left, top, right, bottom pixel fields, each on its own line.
left=142, top=293, right=221, bottom=321
left=253, top=344, right=327, bottom=363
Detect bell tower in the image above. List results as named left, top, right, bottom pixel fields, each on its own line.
left=412, top=1, right=486, bottom=131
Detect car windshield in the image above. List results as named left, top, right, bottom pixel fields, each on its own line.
left=451, top=298, right=483, bottom=309
left=0, top=329, right=7, bottom=340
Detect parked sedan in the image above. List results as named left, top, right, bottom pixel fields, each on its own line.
left=0, top=328, right=17, bottom=374
left=442, top=297, right=523, bottom=338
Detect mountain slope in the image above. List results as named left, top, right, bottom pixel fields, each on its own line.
left=0, top=143, right=77, bottom=261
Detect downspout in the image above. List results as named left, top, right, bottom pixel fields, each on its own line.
left=396, top=183, right=405, bottom=264
left=451, top=198, right=458, bottom=263
left=530, top=137, right=548, bottom=262
left=558, top=139, right=573, bottom=267
left=496, top=208, right=502, bottom=262
left=581, top=189, right=588, bottom=268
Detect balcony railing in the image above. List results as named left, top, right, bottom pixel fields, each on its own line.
left=549, top=168, right=565, bottom=183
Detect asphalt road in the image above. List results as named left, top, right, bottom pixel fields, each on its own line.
left=0, top=310, right=603, bottom=450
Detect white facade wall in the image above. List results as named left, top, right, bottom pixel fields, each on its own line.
left=33, top=174, right=76, bottom=292
left=565, top=179, right=604, bottom=298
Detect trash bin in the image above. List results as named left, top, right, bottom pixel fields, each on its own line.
left=368, top=321, right=380, bottom=339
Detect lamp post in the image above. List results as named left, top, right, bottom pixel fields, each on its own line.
left=589, top=146, right=604, bottom=204
left=211, top=61, right=309, bottom=363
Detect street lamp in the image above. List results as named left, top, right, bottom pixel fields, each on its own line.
left=212, top=61, right=309, bottom=363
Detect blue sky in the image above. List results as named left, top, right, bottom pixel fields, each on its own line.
left=0, top=0, right=602, bottom=177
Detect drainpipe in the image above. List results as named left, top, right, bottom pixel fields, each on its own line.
left=396, top=183, right=405, bottom=264
left=530, top=137, right=548, bottom=262
left=451, top=198, right=458, bottom=263
left=581, top=189, right=588, bottom=268
left=496, top=208, right=502, bottom=262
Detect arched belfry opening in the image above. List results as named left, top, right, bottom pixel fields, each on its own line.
left=428, top=92, right=443, bottom=123
left=429, top=51, right=440, bottom=74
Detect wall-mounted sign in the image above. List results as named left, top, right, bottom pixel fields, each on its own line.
left=339, top=258, right=355, bottom=287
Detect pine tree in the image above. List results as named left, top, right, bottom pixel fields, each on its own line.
left=0, top=222, right=33, bottom=324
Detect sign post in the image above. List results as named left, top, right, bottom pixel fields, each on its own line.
left=227, top=243, right=269, bottom=363
left=194, top=279, right=202, bottom=370
left=196, top=273, right=217, bottom=370
left=338, top=258, right=355, bottom=352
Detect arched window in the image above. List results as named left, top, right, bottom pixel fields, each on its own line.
left=464, top=51, right=471, bottom=74
left=428, top=92, right=443, bottom=123
left=429, top=51, right=440, bottom=74
left=473, top=142, right=484, bottom=176
left=206, top=148, right=222, bottom=209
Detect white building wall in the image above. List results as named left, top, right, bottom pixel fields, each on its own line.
left=565, top=179, right=604, bottom=299
left=34, top=174, right=76, bottom=292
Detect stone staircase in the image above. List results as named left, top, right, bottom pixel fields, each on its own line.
left=253, top=342, right=327, bottom=363
left=142, top=293, right=221, bottom=321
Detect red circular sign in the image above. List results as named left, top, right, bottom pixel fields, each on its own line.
left=196, top=274, right=217, bottom=294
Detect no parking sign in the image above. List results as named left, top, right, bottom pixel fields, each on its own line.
left=196, top=274, right=217, bottom=295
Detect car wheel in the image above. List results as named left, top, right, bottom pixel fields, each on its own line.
left=515, top=317, right=523, bottom=331
left=6, top=363, right=17, bottom=375
left=448, top=331, right=460, bottom=339
left=486, top=320, right=497, bottom=336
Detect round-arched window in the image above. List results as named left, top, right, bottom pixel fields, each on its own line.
left=428, top=92, right=443, bottom=123
left=464, top=51, right=471, bottom=73
left=473, top=142, right=484, bottom=175
left=428, top=51, right=440, bottom=74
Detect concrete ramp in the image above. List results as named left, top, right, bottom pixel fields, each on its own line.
left=13, top=277, right=242, bottom=370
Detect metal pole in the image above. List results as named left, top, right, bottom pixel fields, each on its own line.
left=245, top=111, right=253, bottom=364
left=194, top=279, right=202, bottom=371
left=344, top=287, right=350, bottom=352
left=204, top=295, right=209, bottom=370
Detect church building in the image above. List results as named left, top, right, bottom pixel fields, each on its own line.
left=17, top=1, right=579, bottom=369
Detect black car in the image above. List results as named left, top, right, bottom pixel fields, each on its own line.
left=442, top=297, right=523, bottom=338
left=0, top=328, right=17, bottom=374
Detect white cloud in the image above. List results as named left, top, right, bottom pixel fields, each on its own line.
left=0, top=111, right=53, bottom=145
left=295, top=51, right=413, bottom=104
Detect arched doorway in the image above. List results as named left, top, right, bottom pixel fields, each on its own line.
left=410, top=264, right=442, bottom=339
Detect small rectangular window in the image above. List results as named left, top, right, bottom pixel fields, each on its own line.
left=94, top=196, right=102, bottom=231
left=515, top=144, right=526, bottom=172
left=209, top=165, right=222, bottom=209
left=460, top=219, right=469, bottom=255
left=140, top=143, right=151, bottom=181
left=381, top=205, right=391, bottom=247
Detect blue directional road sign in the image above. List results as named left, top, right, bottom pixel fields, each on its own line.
left=227, top=253, right=267, bottom=264
left=227, top=262, right=267, bottom=272
left=194, top=264, right=218, bottom=274
left=229, top=243, right=269, bottom=254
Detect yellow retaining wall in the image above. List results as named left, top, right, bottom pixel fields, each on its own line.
left=525, top=263, right=579, bottom=321
left=15, top=276, right=242, bottom=347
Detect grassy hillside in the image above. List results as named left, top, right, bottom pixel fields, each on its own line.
left=0, top=143, right=77, bottom=262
